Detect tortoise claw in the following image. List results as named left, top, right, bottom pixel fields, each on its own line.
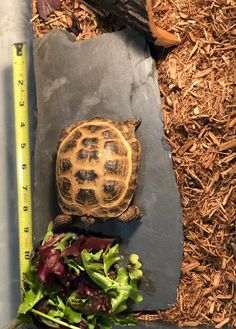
left=80, top=216, right=96, bottom=224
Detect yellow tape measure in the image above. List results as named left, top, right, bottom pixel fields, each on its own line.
left=12, top=43, right=33, bottom=293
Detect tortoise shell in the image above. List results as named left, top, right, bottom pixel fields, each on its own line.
left=56, top=117, right=141, bottom=219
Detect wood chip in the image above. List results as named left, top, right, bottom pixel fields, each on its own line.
left=218, top=152, right=236, bottom=164
left=216, top=294, right=233, bottom=300
left=221, top=164, right=236, bottom=177
left=227, top=273, right=236, bottom=284
left=220, top=138, right=236, bottom=151
left=229, top=116, right=236, bottom=128
left=178, top=140, right=195, bottom=155
left=231, top=242, right=236, bottom=259
left=181, top=321, right=199, bottom=326
left=208, top=131, right=220, bottom=146
left=205, top=171, right=220, bottom=193
left=182, top=261, right=200, bottom=273
left=209, top=301, right=215, bottom=314
left=215, top=318, right=230, bottom=328
left=222, top=185, right=234, bottom=206
left=188, top=42, right=199, bottom=60
left=168, top=58, right=177, bottom=80
left=195, top=67, right=212, bottom=78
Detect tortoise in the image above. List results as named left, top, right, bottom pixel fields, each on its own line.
left=55, top=117, right=142, bottom=226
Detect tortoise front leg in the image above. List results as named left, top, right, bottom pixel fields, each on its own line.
left=53, top=214, right=73, bottom=228
left=117, top=205, right=142, bottom=222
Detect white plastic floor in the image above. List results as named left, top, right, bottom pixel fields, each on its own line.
left=0, top=1, right=35, bottom=326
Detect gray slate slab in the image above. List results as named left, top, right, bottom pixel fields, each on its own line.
left=33, top=29, right=183, bottom=311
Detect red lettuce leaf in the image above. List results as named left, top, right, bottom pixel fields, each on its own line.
left=71, top=285, right=112, bottom=313
left=76, top=282, right=100, bottom=297
left=85, top=294, right=111, bottom=313
left=37, top=0, right=61, bottom=21
left=62, top=236, right=115, bottom=258
left=37, top=249, right=65, bottom=284
left=35, top=233, right=115, bottom=288
left=74, top=282, right=111, bottom=313
left=74, top=294, right=111, bottom=313
left=37, top=233, right=66, bottom=258
left=82, top=236, right=115, bottom=252
left=62, top=236, right=87, bottom=258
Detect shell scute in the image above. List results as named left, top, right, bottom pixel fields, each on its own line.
left=102, top=129, right=116, bottom=139
left=82, top=137, right=99, bottom=147
left=76, top=188, right=99, bottom=206
left=62, top=139, right=77, bottom=152
left=75, top=170, right=98, bottom=182
left=60, top=158, right=72, bottom=173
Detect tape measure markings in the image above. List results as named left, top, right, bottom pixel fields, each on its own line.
left=12, top=43, right=33, bottom=293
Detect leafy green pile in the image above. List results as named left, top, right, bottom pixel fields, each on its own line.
left=18, top=223, right=143, bottom=329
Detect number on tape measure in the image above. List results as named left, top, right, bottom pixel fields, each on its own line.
left=24, top=251, right=30, bottom=260
left=13, top=43, right=33, bottom=293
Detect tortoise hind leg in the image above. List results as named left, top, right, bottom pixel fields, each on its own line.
left=117, top=205, right=142, bottom=222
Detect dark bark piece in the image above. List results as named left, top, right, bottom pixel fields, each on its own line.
left=80, top=0, right=180, bottom=47
left=67, top=14, right=82, bottom=36
left=37, top=0, right=61, bottom=21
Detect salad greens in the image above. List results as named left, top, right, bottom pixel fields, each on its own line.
left=18, top=222, right=143, bottom=329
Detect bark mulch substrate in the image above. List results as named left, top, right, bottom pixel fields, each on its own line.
left=32, top=0, right=236, bottom=327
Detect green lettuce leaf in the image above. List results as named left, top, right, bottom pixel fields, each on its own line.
left=64, top=258, right=84, bottom=276
left=86, top=314, right=97, bottom=329
left=112, top=314, right=137, bottom=326
left=48, top=309, right=64, bottom=319
left=18, top=288, right=44, bottom=314
left=47, top=297, right=82, bottom=324
left=31, top=309, right=80, bottom=329
left=111, top=267, right=143, bottom=313
left=23, top=265, right=38, bottom=290
left=81, top=248, right=143, bottom=314
left=17, top=312, right=32, bottom=322
left=54, top=234, right=77, bottom=252
left=42, top=221, right=54, bottom=243
left=81, top=249, right=114, bottom=290
left=18, top=230, right=143, bottom=329
left=64, top=306, right=82, bottom=324
left=39, top=317, right=60, bottom=328
left=48, top=296, right=65, bottom=311
left=103, top=244, right=120, bottom=275
left=98, top=313, right=137, bottom=328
